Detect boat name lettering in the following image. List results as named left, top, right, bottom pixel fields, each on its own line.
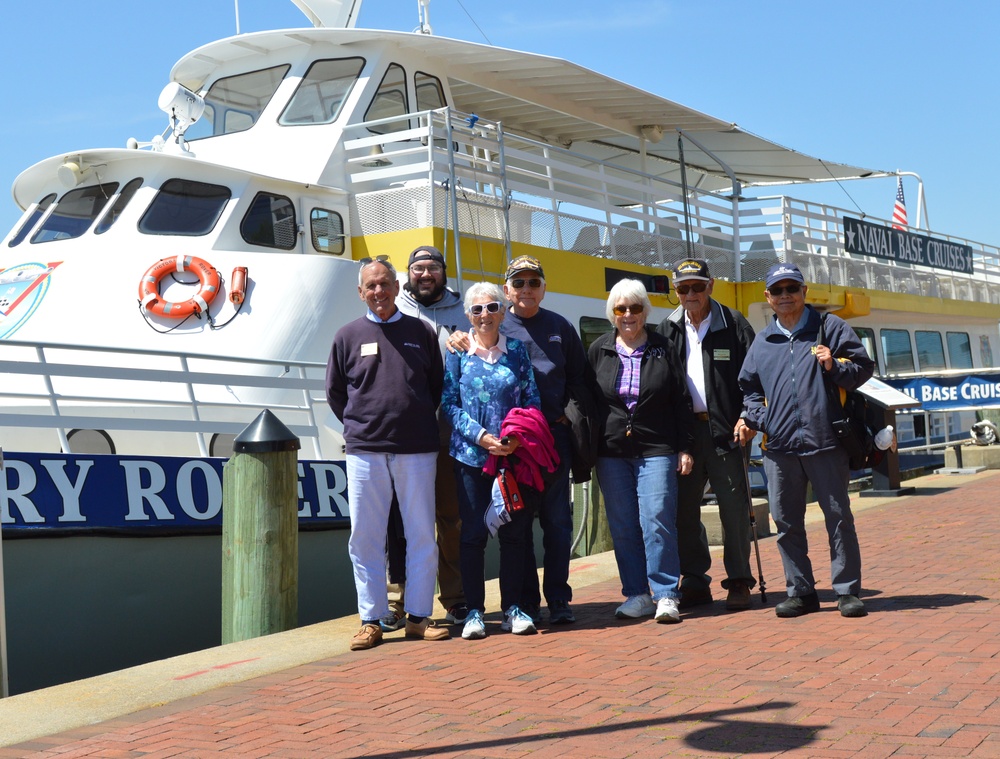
left=1, top=454, right=350, bottom=531
left=842, top=217, right=974, bottom=275
left=883, top=374, right=1000, bottom=411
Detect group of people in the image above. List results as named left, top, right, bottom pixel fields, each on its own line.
left=326, top=245, right=875, bottom=650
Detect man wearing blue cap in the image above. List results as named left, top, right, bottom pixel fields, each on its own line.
left=738, top=263, right=874, bottom=618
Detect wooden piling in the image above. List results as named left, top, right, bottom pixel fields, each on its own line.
left=221, top=410, right=300, bottom=644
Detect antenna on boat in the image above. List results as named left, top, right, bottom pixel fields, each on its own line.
left=416, top=0, right=433, bottom=34
left=234, top=0, right=241, bottom=34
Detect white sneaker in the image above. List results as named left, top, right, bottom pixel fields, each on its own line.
left=654, top=597, right=681, bottom=624
left=501, top=605, right=537, bottom=635
left=461, top=609, right=487, bottom=640
left=615, top=594, right=656, bottom=619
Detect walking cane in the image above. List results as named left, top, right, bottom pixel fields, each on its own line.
left=740, top=445, right=767, bottom=603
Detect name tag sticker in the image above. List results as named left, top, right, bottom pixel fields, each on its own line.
left=713, top=348, right=730, bottom=361
left=361, top=342, right=379, bottom=357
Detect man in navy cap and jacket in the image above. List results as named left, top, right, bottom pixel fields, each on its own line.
left=739, top=263, right=874, bottom=618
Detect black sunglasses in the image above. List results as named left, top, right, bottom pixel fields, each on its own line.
left=470, top=301, right=502, bottom=315
left=767, top=284, right=802, bottom=296
left=359, top=255, right=390, bottom=266
left=612, top=303, right=644, bottom=316
left=509, top=278, right=542, bottom=289
left=675, top=282, right=708, bottom=295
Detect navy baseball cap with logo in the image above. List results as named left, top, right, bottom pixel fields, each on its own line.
left=765, top=262, right=806, bottom=290
left=672, top=258, right=711, bottom=283
left=504, top=255, right=545, bottom=281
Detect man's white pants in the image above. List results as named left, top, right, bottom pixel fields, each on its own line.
left=346, top=451, right=438, bottom=621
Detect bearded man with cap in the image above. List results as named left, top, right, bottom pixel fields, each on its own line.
left=655, top=258, right=758, bottom=613
left=384, top=245, right=471, bottom=629
left=738, top=263, right=874, bottom=619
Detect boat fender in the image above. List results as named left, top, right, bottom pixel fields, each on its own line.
left=138, top=255, right=220, bottom=319
left=229, top=266, right=248, bottom=304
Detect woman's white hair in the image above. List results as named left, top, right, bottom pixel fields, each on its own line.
left=605, top=278, right=652, bottom=322
left=464, top=281, right=506, bottom=312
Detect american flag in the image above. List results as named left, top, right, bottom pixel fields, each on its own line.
left=892, top=177, right=907, bottom=230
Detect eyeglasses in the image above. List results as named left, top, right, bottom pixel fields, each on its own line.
left=359, top=255, right=390, bottom=266
left=675, top=282, right=708, bottom=295
left=509, top=278, right=542, bottom=289
left=470, top=301, right=502, bottom=316
left=409, top=263, right=443, bottom=275
left=767, top=284, right=802, bottom=296
left=612, top=303, right=644, bottom=316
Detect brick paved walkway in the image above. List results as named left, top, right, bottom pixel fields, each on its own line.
left=3, top=471, right=999, bottom=757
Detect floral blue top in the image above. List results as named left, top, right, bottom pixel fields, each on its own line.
left=443, top=336, right=541, bottom=468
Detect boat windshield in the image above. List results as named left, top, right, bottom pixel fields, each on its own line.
left=31, top=182, right=119, bottom=243
left=279, top=57, right=365, bottom=125
left=184, top=65, right=290, bottom=140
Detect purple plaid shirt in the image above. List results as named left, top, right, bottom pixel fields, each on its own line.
left=614, top=341, right=645, bottom=413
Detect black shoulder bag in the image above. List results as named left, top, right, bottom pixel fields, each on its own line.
left=817, top=314, right=874, bottom=469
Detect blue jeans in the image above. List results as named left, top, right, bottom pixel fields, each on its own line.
left=596, top=454, right=680, bottom=601
left=522, top=423, right=574, bottom=607
left=454, top=461, right=535, bottom=613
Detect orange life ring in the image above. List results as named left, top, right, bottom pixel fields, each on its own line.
left=138, top=255, right=220, bottom=318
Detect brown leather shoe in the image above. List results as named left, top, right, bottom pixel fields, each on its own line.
left=725, top=582, right=752, bottom=611
left=350, top=623, right=383, bottom=651
left=405, top=618, right=451, bottom=641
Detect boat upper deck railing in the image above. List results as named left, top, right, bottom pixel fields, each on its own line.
left=342, top=108, right=1000, bottom=303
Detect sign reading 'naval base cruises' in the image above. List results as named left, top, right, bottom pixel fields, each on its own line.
left=843, top=217, right=974, bottom=275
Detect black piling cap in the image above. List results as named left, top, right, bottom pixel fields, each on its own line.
left=233, top=409, right=301, bottom=453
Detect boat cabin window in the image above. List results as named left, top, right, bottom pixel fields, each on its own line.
left=915, top=330, right=947, bottom=371
left=31, top=182, right=119, bottom=244
left=981, top=335, right=995, bottom=368
left=240, top=192, right=297, bottom=250
left=7, top=193, right=55, bottom=247
left=66, top=429, right=115, bottom=455
left=946, top=331, right=974, bottom=369
left=881, top=328, right=915, bottom=373
left=415, top=71, right=446, bottom=111
left=138, top=179, right=231, bottom=236
left=309, top=208, right=345, bottom=254
left=280, top=57, right=365, bottom=125
left=185, top=65, right=290, bottom=140
left=95, top=178, right=143, bottom=235
left=365, top=63, right=410, bottom=134
left=579, top=315, right=614, bottom=351
left=853, top=327, right=878, bottom=370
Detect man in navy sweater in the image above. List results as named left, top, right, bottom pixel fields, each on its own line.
left=326, top=257, right=450, bottom=649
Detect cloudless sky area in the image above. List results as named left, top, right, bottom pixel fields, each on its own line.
left=1, top=0, right=996, bottom=246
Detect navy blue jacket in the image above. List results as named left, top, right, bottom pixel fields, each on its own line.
left=738, top=307, right=874, bottom=456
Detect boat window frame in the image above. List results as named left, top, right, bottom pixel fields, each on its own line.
left=309, top=208, right=345, bottom=255
left=279, top=56, right=366, bottom=126
left=137, top=178, right=232, bottom=237
left=240, top=191, right=298, bottom=250
left=30, top=182, right=120, bottom=244
left=185, top=64, right=291, bottom=140
left=852, top=327, right=878, bottom=372
left=414, top=70, right=447, bottom=111
left=880, top=328, right=915, bottom=374
left=914, top=330, right=947, bottom=372
left=95, top=178, right=144, bottom=236
left=364, top=62, right=411, bottom=135
left=946, top=331, right=974, bottom=370
left=7, top=193, right=56, bottom=247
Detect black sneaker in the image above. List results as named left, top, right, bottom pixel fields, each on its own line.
left=444, top=603, right=469, bottom=624
left=837, top=594, right=867, bottom=618
left=678, top=586, right=713, bottom=610
left=775, top=591, right=820, bottom=618
left=548, top=600, right=576, bottom=625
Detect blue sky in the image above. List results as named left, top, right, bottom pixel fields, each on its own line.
left=2, top=0, right=997, bottom=246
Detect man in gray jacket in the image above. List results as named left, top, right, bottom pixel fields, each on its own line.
left=390, top=246, right=470, bottom=628
left=739, top=263, right=874, bottom=619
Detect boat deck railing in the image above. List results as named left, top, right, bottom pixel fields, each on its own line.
left=342, top=108, right=1000, bottom=302
left=0, top=340, right=331, bottom=458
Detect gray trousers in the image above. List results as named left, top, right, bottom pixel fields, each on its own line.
left=676, top=420, right=754, bottom=591
left=763, top=446, right=862, bottom=597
